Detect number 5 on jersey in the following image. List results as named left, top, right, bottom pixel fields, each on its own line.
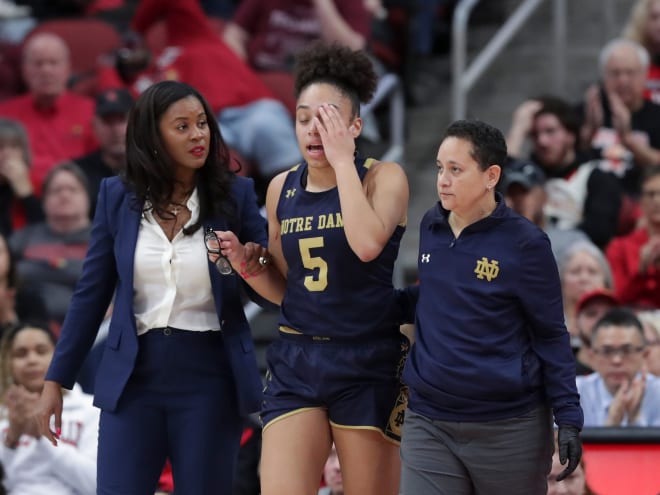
left=299, top=237, right=328, bottom=291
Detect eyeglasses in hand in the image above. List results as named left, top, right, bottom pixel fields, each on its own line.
left=204, top=227, right=234, bottom=275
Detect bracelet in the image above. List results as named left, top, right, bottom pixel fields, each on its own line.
left=238, top=258, right=269, bottom=280
left=239, top=269, right=268, bottom=280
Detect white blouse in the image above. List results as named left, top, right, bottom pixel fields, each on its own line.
left=133, top=189, right=221, bottom=335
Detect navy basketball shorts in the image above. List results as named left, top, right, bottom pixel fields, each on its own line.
left=261, top=329, right=409, bottom=444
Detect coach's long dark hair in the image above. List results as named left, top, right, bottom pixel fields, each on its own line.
left=124, top=80, right=235, bottom=234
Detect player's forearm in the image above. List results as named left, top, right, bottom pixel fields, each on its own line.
left=335, top=166, right=399, bottom=262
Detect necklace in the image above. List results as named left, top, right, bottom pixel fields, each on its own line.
left=167, top=190, right=193, bottom=216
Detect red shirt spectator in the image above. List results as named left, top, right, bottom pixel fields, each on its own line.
left=97, top=0, right=302, bottom=185
left=0, top=33, right=96, bottom=193
left=606, top=165, right=660, bottom=308
left=229, top=0, right=371, bottom=72
left=99, top=0, right=274, bottom=113
left=607, top=227, right=660, bottom=307
left=0, top=92, right=96, bottom=193
left=222, top=0, right=371, bottom=112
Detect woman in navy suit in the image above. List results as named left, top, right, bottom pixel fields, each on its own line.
left=35, top=80, right=269, bottom=494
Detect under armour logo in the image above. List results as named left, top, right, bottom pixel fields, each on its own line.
left=285, top=188, right=296, bottom=198
left=421, top=253, right=431, bottom=263
left=474, top=257, right=499, bottom=282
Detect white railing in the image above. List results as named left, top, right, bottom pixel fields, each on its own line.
left=361, top=72, right=406, bottom=164
left=451, top=0, right=617, bottom=121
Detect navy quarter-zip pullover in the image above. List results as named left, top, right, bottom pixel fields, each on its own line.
left=402, top=195, right=583, bottom=428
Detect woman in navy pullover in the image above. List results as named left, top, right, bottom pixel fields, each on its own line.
left=399, top=120, right=583, bottom=495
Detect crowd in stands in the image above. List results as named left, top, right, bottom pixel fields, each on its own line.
left=0, top=0, right=659, bottom=494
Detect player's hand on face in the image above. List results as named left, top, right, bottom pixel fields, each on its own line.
left=314, top=104, right=356, bottom=169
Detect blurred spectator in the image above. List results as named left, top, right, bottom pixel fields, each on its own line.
left=558, top=240, right=613, bottom=339
left=637, top=309, right=660, bottom=375
left=74, top=87, right=133, bottom=217
left=8, top=161, right=91, bottom=328
left=0, top=231, right=49, bottom=338
left=0, top=323, right=99, bottom=494
left=318, top=443, right=342, bottom=495
left=222, top=0, right=372, bottom=112
left=500, top=158, right=589, bottom=261
left=577, top=308, right=660, bottom=427
left=501, top=159, right=547, bottom=225
left=0, top=229, right=20, bottom=339
left=547, top=433, right=599, bottom=495
left=506, top=96, right=622, bottom=249
left=573, top=288, right=620, bottom=376
left=581, top=38, right=660, bottom=198
left=224, top=0, right=370, bottom=66
left=0, top=118, right=43, bottom=237
left=606, top=164, right=660, bottom=308
left=97, top=0, right=301, bottom=190
left=623, top=0, right=660, bottom=104
left=0, top=32, right=96, bottom=193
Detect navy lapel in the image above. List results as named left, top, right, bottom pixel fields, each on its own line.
left=117, top=192, right=142, bottom=308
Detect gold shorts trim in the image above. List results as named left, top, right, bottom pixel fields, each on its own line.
left=261, top=406, right=325, bottom=432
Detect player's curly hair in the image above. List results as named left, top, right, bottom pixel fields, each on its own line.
left=293, top=41, right=378, bottom=118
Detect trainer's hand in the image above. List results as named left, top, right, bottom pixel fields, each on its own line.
left=34, top=380, right=63, bottom=447
left=556, top=425, right=582, bottom=481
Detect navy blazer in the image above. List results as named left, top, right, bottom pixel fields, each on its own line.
left=46, top=176, right=267, bottom=417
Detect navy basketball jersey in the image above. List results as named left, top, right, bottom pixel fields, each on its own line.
left=276, top=157, right=405, bottom=340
